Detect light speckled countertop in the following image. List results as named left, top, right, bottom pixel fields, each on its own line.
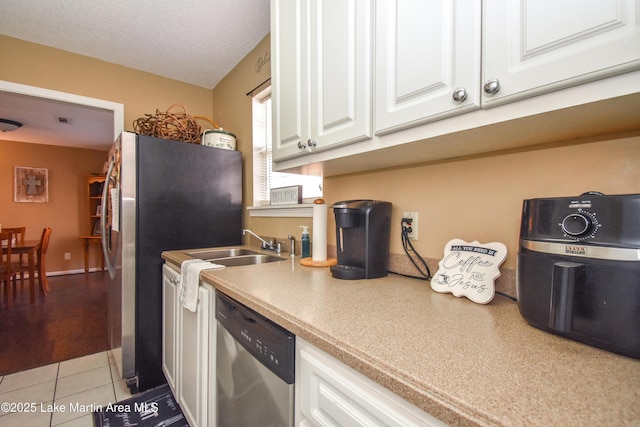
left=162, top=247, right=640, bottom=427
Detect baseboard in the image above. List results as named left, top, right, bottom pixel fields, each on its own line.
left=21, top=268, right=108, bottom=278
left=49, top=268, right=108, bottom=276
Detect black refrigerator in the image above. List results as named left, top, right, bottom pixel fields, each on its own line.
left=101, top=131, right=242, bottom=393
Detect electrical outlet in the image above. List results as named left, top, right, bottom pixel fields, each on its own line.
left=403, top=212, right=419, bottom=240
left=64, top=252, right=71, bottom=260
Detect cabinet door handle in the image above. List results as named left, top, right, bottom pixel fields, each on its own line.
left=452, top=87, right=467, bottom=103
left=308, top=139, right=317, bottom=148
left=483, top=78, right=501, bottom=95
left=298, top=141, right=307, bottom=149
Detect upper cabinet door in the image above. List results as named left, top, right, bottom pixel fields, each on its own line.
left=309, top=0, right=373, bottom=150
left=271, top=0, right=309, bottom=160
left=482, top=0, right=640, bottom=107
left=272, top=0, right=372, bottom=161
left=374, top=0, right=481, bottom=135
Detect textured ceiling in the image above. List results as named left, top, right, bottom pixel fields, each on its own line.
left=0, top=0, right=270, bottom=150
left=0, top=0, right=271, bottom=89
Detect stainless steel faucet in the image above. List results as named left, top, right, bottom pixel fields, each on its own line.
left=242, top=228, right=271, bottom=248
left=242, top=229, right=282, bottom=254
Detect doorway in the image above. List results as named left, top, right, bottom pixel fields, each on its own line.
left=0, top=80, right=124, bottom=374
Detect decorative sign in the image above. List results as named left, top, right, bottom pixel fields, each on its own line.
left=14, top=166, right=49, bottom=203
left=270, top=185, right=303, bottom=205
left=431, top=239, right=507, bottom=304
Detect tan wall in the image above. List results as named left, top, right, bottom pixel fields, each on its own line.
left=324, top=134, right=640, bottom=270
left=211, top=34, right=314, bottom=239
left=213, top=33, right=640, bottom=271
left=0, top=35, right=214, bottom=129
left=3, top=34, right=639, bottom=274
left=0, top=140, right=106, bottom=272
left=210, top=35, right=270, bottom=215
left=1, top=34, right=214, bottom=273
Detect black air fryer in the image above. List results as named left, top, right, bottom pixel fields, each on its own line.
left=330, top=200, right=392, bottom=280
left=517, top=192, right=640, bottom=359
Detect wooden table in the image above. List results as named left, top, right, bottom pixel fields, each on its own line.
left=3, top=239, right=41, bottom=305
left=80, top=236, right=105, bottom=273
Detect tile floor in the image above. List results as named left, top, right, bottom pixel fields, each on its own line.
left=0, top=350, right=132, bottom=426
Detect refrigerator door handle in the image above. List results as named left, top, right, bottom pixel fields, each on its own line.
left=101, top=155, right=119, bottom=279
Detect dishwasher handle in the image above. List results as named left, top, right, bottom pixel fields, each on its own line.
left=241, top=314, right=257, bottom=323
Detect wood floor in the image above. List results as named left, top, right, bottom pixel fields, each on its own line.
left=0, top=272, right=110, bottom=375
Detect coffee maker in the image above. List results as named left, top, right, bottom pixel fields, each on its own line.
left=330, top=200, right=392, bottom=280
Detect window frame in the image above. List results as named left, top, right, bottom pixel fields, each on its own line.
left=249, top=86, right=322, bottom=217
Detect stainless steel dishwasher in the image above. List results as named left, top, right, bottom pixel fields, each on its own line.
left=215, top=290, right=295, bottom=426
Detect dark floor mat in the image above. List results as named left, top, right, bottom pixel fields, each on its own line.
left=93, top=384, right=188, bottom=427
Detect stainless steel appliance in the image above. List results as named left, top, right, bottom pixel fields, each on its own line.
left=102, top=131, right=242, bottom=392
left=517, top=192, right=640, bottom=359
left=330, top=200, right=392, bottom=280
left=215, top=291, right=295, bottom=427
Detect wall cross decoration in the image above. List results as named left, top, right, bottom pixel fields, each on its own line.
left=14, top=166, right=49, bottom=203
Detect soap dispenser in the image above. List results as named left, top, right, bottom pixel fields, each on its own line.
left=300, top=225, right=310, bottom=258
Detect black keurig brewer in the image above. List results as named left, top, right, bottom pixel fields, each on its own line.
left=330, top=200, right=392, bottom=280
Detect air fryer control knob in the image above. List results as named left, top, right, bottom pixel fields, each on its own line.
left=561, top=213, right=592, bottom=237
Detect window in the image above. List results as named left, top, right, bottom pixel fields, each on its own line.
left=252, top=87, right=322, bottom=207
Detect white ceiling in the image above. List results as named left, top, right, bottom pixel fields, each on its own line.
left=0, top=0, right=270, bottom=151
left=0, top=89, right=117, bottom=150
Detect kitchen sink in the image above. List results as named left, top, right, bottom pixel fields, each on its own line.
left=213, top=254, right=285, bottom=267
left=186, top=248, right=286, bottom=267
left=187, top=248, right=263, bottom=260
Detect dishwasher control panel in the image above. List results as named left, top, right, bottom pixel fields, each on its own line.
left=216, top=291, right=295, bottom=384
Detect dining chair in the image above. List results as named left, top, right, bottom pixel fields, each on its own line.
left=14, top=227, right=52, bottom=295
left=37, top=227, right=52, bottom=294
left=3, top=227, right=25, bottom=242
left=3, top=227, right=26, bottom=286
left=1, top=230, right=18, bottom=308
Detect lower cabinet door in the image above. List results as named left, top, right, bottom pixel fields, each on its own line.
left=296, top=338, right=447, bottom=427
left=177, top=284, right=211, bottom=427
left=161, top=264, right=179, bottom=394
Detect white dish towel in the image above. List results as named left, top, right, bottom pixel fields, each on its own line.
left=179, top=259, right=224, bottom=312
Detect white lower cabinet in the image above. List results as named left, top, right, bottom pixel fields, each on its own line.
left=161, top=264, right=179, bottom=393
left=162, top=263, right=216, bottom=427
left=296, top=338, right=447, bottom=427
left=178, top=284, right=214, bottom=427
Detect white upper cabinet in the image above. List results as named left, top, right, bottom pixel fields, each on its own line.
left=271, top=0, right=640, bottom=176
left=271, top=0, right=307, bottom=161
left=482, top=0, right=640, bottom=106
left=310, top=0, right=373, bottom=150
left=375, top=0, right=482, bottom=134
left=271, top=0, right=373, bottom=161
